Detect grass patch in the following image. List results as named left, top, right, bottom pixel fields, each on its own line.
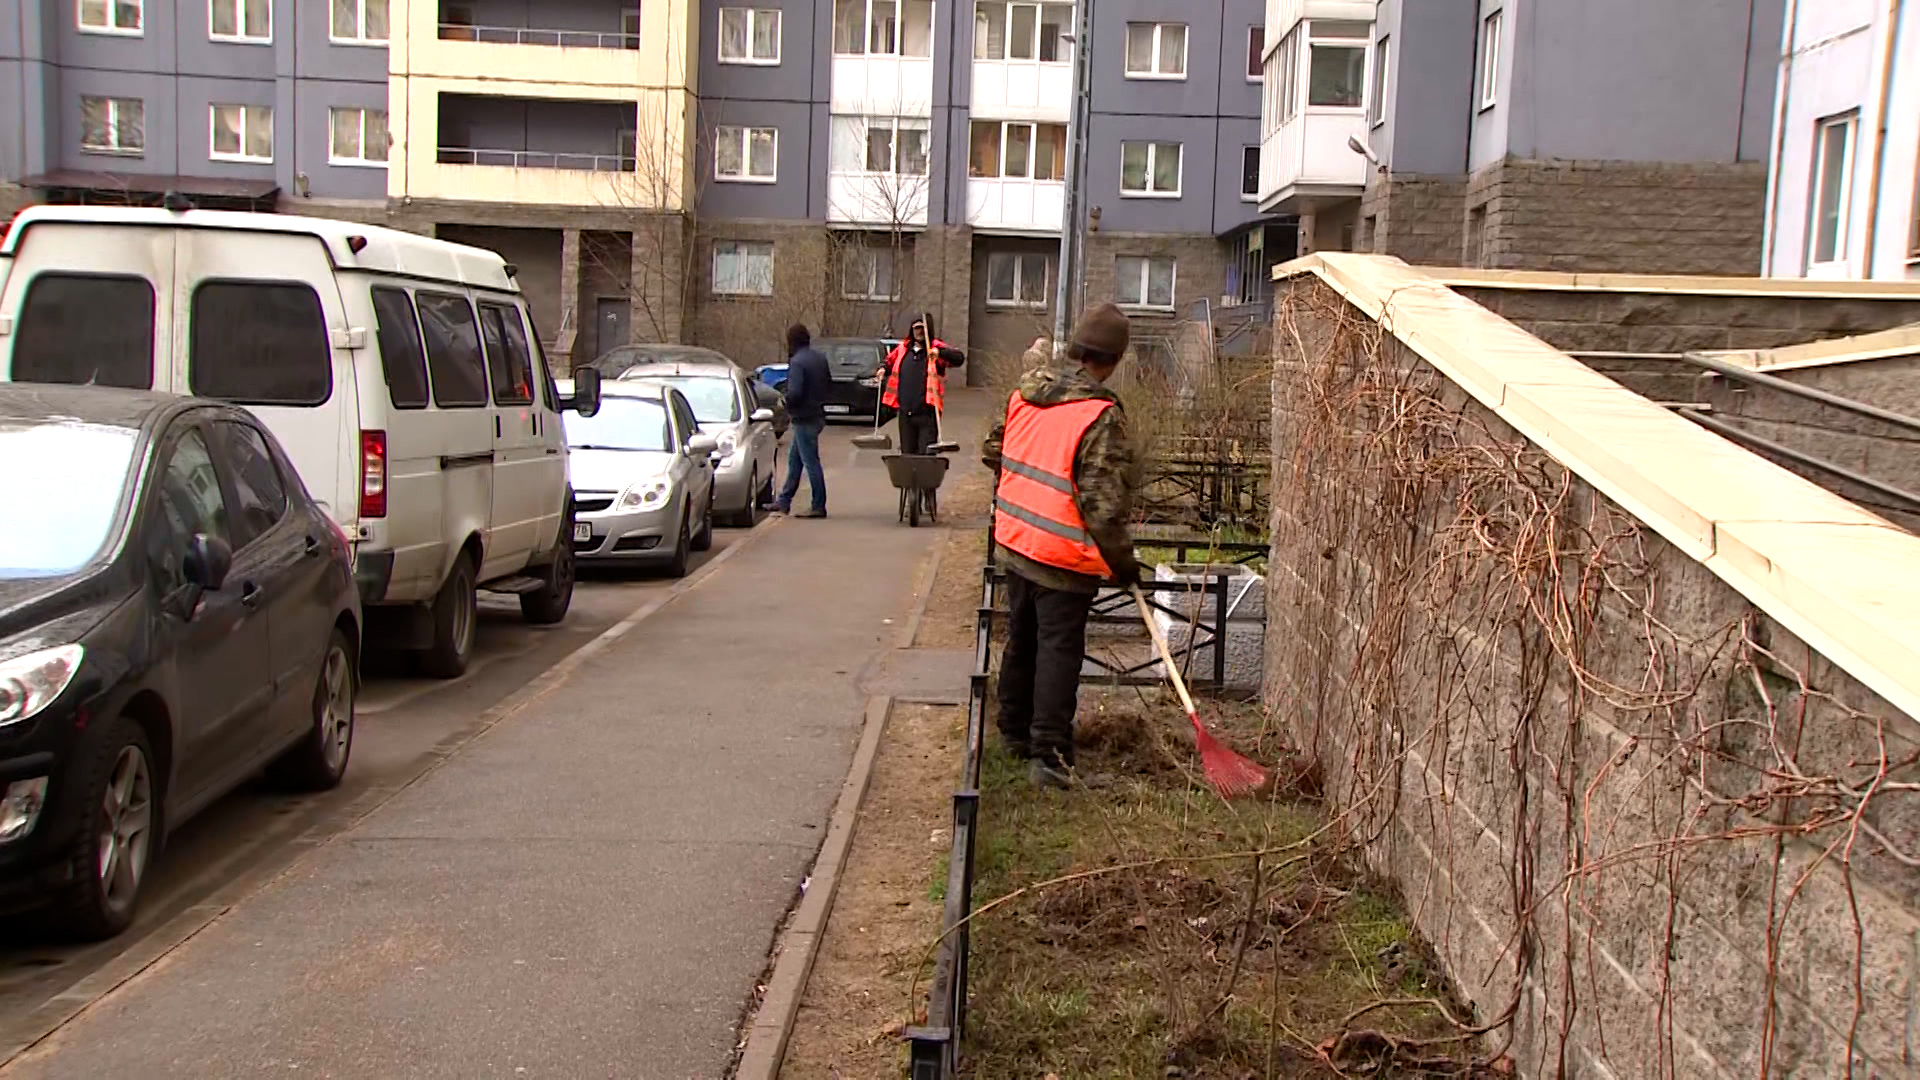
left=961, top=692, right=1487, bottom=1078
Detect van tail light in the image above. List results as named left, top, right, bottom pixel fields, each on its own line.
left=359, top=430, right=388, bottom=519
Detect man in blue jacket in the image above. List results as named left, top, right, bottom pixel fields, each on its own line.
left=775, top=323, right=832, bottom=518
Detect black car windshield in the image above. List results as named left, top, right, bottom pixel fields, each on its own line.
left=561, top=397, right=672, bottom=452
left=634, top=376, right=740, bottom=424
left=0, top=419, right=138, bottom=578
left=824, top=343, right=881, bottom=379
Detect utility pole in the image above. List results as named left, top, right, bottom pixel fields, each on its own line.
left=1050, top=0, right=1095, bottom=358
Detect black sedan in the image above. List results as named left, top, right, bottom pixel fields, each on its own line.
left=0, top=386, right=360, bottom=938
left=816, top=338, right=888, bottom=420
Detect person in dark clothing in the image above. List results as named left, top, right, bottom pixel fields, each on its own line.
left=776, top=324, right=831, bottom=518
left=981, top=304, right=1140, bottom=788
left=879, top=314, right=965, bottom=457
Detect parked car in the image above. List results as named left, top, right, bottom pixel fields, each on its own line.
left=0, top=385, right=360, bottom=939
left=617, top=360, right=782, bottom=526
left=0, top=206, right=605, bottom=681
left=561, top=383, right=717, bottom=576
left=590, top=343, right=737, bottom=380
left=815, top=337, right=887, bottom=419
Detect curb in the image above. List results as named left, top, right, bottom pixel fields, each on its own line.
left=732, top=528, right=950, bottom=1080
left=0, top=514, right=790, bottom=1069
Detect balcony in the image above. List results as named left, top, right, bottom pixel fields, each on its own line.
left=421, top=94, right=652, bottom=206
left=965, top=119, right=1066, bottom=233
left=970, top=1, right=1074, bottom=123
left=831, top=0, right=936, bottom=116
left=406, top=0, right=667, bottom=94
left=1257, top=7, right=1371, bottom=213
left=827, top=116, right=932, bottom=227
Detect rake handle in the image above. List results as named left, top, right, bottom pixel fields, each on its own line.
left=1132, top=586, right=1200, bottom=719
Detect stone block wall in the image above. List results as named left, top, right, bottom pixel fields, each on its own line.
left=1465, top=158, right=1768, bottom=276
left=685, top=219, right=827, bottom=369
left=1264, top=274, right=1920, bottom=1078
left=1455, top=286, right=1920, bottom=356
left=1359, top=175, right=1471, bottom=267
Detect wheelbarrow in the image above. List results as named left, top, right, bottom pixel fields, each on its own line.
left=883, top=453, right=950, bottom=527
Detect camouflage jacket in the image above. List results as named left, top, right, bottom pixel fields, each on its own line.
left=982, top=348, right=1142, bottom=594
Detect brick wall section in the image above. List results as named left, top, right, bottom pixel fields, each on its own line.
left=968, top=233, right=1057, bottom=383
left=1085, top=231, right=1226, bottom=381
left=686, top=220, right=826, bottom=369
left=1465, top=158, right=1768, bottom=275
left=1360, top=175, right=1470, bottom=266
left=1266, top=274, right=1920, bottom=1078
left=1454, top=286, right=1920, bottom=355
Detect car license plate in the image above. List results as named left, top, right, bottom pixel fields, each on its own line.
left=824, top=404, right=851, bottom=414
left=573, top=523, right=593, bottom=542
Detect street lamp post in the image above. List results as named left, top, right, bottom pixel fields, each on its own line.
left=1051, top=0, right=1095, bottom=359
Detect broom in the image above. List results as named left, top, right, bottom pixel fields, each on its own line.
left=1131, top=585, right=1269, bottom=797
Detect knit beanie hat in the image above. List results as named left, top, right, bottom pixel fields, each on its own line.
left=1071, top=303, right=1131, bottom=359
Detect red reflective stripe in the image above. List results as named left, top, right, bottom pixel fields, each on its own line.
left=995, top=392, right=1114, bottom=576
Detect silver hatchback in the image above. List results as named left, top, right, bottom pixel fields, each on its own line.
left=561, top=383, right=718, bottom=577
left=617, top=360, right=781, bottom=527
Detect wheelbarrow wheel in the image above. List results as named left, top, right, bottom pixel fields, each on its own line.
left=909, top=488, right=922, bottom=527
left=898, top=485, right=908, bottom=523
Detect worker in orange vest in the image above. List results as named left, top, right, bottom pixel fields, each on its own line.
left=981, top=303, right=1140, bottom=789
left=879, top=313, right=966, bottom=457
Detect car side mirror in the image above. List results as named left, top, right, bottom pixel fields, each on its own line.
left=750, top=408, right=774, bottom=423
left=565, top=366, right=603, bottom=417
left=687, top=434, right=719, bottom=457
left=182, top=533, right=232, bottom=591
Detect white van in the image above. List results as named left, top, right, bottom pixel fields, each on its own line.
left=0, top=205, right=604, bottom=678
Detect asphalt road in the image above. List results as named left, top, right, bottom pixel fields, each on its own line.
left=0, top=513, right=752, bottom=1061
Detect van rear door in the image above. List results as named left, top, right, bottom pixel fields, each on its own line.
left=0, top=222, right=175, bottom=391
left=173, top=229, right=356, bottom=529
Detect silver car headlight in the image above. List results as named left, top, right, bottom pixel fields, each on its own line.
left=716, top=429, right=740, bottom=461
left=0, top=644, right=85, bottom=727
left=616, top=479, right=673, bottom=511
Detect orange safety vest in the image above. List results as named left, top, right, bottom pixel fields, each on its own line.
left=881, top=339, right=950, bottom=411
left=994, top=392, right=1115, bottom=578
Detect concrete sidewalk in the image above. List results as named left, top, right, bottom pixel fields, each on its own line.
left=0, top=400, right=991, bottom=1080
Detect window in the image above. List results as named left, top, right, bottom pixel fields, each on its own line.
left=209, top=0, right=269, bottom=41
left=968, top=120, right=1066, bottom=179
left=1120, top=141, right=1181, bottom=196
left=478, top=303, right=535, bottom=406
left=211, top=104, right=274, bottom=162
left=974, top=2, right=1072, bottom=62
left=331, top=0, right=389, bottom=43
left=1114, top=256, right=1176, bottom=310
left=216, top=422, right=289, bottom=549
left=1241, top=146, right=1259, bottom=199
left=841, top=246, right=901, bottom=301
left=622, top=9, right=641, bottom=48
left=148, top=431, right=230, bottom=593
left=1247, top=26, right=1264, bottom=80
left=833, top=116, right=930, bottom=175
left=1478, top=10, right=1501, bottom=110
left=370, top=286, right=429, bottom=409
left=78, top=0, right=142, bottom=33
left=1273, top=27, right=1301, bottom=122
left=189, top=282, right=332, bottom=405
left=712, top=240, right=775, bottom=297
left=719, top=7, right=780, bottom=63
left=1809, top=113, right=1858, bottom=268
left=1124, top=22, right=1186, bottom=78
left=12, top=274, right=155, bottom=389
left=834, top=0, right=933, bottom=57
left=329, top=107, right=387, bottom=165
left=416, top=292, right=490, bottom=408
left=715, top=125, right=778, bottom=182
left=1368, top=36, right=1389, bottom=126
left=1307, top=21, right=1367, bottom=108
left=80, top=96, right=144, bottom=154
left=985, top=252, right=1049, bottom=307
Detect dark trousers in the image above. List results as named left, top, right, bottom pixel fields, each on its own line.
left=777, top=418, right=826, bottom=512
left=996, top=569, right=1095, bottom=767
left=899, top=410, right=938, bottom=455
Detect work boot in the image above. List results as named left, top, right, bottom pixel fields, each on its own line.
left=996, top=733, right=1031, bottom=761
left=797, top=507, right=827, bottom=519
left=1029, top=760, right=1072, bottom=790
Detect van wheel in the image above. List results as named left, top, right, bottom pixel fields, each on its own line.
left=58, top=717, right=156, bottom=941
left=268, top=629, right=355, bottom=791
left=420, top=553, right=477, bottom=679
left=521, top=504, right=577, bottom=626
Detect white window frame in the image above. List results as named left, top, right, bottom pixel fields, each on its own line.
left=208, top=0, right=270, bottom=43
left=985, top=251, right=1051, bottom=308
left=968, top=119, right=1067, bottom=181
left=1478, top=9, right=1502, bottom=111
left=1119, top=140, right=1182, bottom=198
left=1114, top=255, right=1177, bottom=311
left=1246, top=26, right=1264, bottom=81
left=972, top=2, right=1073, bottom=64
left=714, top=125, right=779, bottom=183
left=78, top=0, right=143, bottom=35
left=1276, top=26, right=1301, bottom=122
left=712, top=240, right=775, bottom=297
left=847, top=116, right=931, bottom=176
left=331, top=0, right=389, bottom=45
left=833, top=0, right=933, bottom=58
left=841, top=245, right=902, bottom=301
left=1807, top=112, right=1858, bottom=271
left=79, top=95, right=144, bottom=155
left=718, top=7, right=781, bottom=65
left=210, top=103, right=274, bottom=163
left=328, top=106, right=388, bottom=166
left=1124, top=21, right=1187, bottom=79
left=1240, top=145, right=1259, bottom=201
left=1368, top=35, right=1388, bottom=127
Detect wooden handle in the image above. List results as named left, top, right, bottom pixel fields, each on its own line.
left=1133, top=586, right=1199, bottom=717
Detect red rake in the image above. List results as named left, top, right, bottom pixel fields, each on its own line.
left=1131, top=586, right=1270, bottom=798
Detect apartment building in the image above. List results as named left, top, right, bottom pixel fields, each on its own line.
left=1763, top=0, right=1920, bottom=281
left=1261, top=0, right=1786, bottom=275
left=0, top=0, right=389, bottom=218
